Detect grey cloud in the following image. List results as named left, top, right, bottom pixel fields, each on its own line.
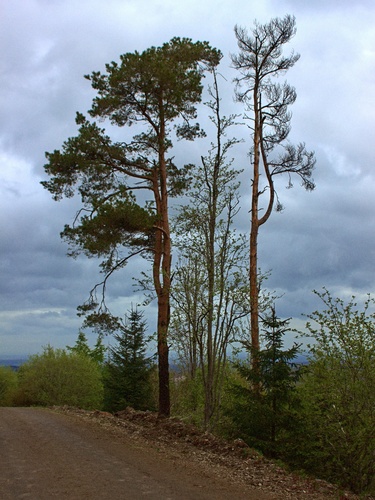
left=1, top=0, right=374, bottom=356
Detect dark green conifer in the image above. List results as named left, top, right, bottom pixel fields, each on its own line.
left=230, top=307, right=301, bottom=456
left=103, top=307, right=154, bottom=412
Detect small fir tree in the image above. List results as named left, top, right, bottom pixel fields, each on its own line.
left=103, top=307, right=154, bottom=412
left=230, top=307, right=301, bottom=456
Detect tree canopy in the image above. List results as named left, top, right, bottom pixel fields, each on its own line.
left=42, top=37, right=221, bottom=416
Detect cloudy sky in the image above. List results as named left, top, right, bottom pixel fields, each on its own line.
left=1, top=0, right=374, bottom=357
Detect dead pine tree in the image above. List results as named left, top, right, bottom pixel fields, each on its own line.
left=231, top=15, right=316, bottom=384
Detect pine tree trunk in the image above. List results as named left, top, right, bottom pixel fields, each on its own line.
left=157, top=289, right=170, bottom=417
left=250, top=84, right=261, bottom=391
left=155, top=114, right=171, bottom=417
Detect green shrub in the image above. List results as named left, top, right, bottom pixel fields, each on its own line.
left=0, top=366, right=18, bottom=406
left=170, top=368, right=205, bottom=425
left=67, top=331, right=106, bottom=365
left=15, top=345, right=103, bottom=409
left=295, top=290, right=375, bottom=494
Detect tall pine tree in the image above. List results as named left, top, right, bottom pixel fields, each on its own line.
left=42, top=38, right=221, bottom=416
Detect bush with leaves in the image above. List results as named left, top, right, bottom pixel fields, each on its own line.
left=15, top=346, right=103, bottom=409
left=0, top=366, right=18, bottom=406
left=296, top=289, right=375, bottom=494
left=170, top=366, right=205, bottom=425
left=67, top=330, right=106, bottom=365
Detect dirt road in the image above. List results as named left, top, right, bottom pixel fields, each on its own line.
left=0, top=407, right=275, bottom=499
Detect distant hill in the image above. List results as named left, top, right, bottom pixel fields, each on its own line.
left=0, top=357, right=28, bottom=371
left=293, top=353, right=309, bottom=365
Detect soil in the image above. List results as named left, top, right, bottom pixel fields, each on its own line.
left=0, top=406, right=370, bottom=499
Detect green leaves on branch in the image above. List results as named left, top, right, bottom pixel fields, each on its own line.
left=42, top=37, right=221, bottom=272
left=61, top=196, right=156, bottom=259
left=86, top=37, right=222, bottom=129
left=43, top=115, right=125, bottom=202
left=16, top=346, right=104, bottom=409
left=298, top=289, right=375, bottom=494
left=305, top=288, right=375, bottom=356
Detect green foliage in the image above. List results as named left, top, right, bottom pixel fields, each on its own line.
left=42, top=38, right=222, bottom=254
left=103, top=307, right=155, bottom=412
left=87, top=37, right=221, bottom=129
left=226, top=309, right=302, bottom=456
left=41, top=37, right=221, bottom=298
left=0, top=366, right=18, bottom=406
left=170, top=368, right=205, bottom=426
left=62, top=195, right=156, bottom=261
left=67, top=331, right=106, bottom=365
left=295, top=290, right=375, bottom=494
left=15, top=346, right=103, bottom=409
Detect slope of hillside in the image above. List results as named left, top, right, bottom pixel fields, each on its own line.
left=53, top=406, right=368, bottom=500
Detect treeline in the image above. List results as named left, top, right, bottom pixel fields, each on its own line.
left=1, top=292, right=374, bottom=495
